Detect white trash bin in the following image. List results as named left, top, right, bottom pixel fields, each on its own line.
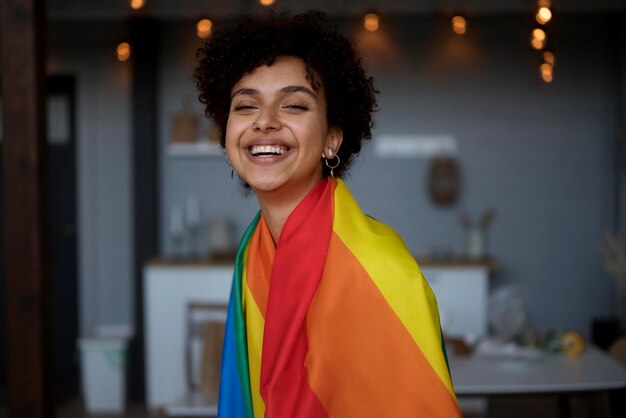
left=78, top=325, right=132, bottom=414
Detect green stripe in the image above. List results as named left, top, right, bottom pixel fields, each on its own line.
left=233, top=211, right=261, bottom=418
left=440, top=327, right=452, bottom=378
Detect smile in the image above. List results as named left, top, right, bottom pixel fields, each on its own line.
left=249, top=144, right=290, bottom=157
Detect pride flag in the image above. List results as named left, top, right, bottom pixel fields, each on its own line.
left=218, top=178, right=460, bottom=418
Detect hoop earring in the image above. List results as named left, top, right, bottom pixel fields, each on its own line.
left=324, top=155, right=340, bottom=178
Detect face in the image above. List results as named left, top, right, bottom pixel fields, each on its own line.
left=225, top=56, right=342, bottom=198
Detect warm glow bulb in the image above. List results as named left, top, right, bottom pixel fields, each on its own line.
left=197, top=19, right=213, bottom=39
left=536, top=7, right=552, bottom=24
left=364, top=13, right=380, bottom=32
left=260, top=0, right=275, bottom=6
left=117, top=42, right=131, bottom=62
left=541, top=71, right=553, bottom=83
left=540, top=62, right=553, bottom=83
left=130, top=0, right=145, bottom=10
left=452, top=16, right=467, bottom=35
left=531, top=38, right=545, bottom=50
left=532, top=28, right=546, bottom=41
left=543, top=51, right=555, bottom=66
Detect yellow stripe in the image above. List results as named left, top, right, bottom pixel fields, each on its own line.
left=332, top=179, right=455, bottom=397
left=242, top=246, right=266, bottom=418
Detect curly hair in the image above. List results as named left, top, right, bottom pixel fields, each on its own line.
left=194, top=11, right=377, bottom=178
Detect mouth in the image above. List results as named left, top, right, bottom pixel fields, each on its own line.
left=249, top=144, right=290, bottom=157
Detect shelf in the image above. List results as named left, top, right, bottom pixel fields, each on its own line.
left=168, top=141, right=223, bottom=158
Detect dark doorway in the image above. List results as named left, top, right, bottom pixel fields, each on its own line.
left=0, top=75, right=79, bottom=404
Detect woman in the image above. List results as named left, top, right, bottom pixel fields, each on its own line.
left=195, top=11, right=460, bottom=418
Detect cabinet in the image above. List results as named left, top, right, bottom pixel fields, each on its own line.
left=421, top=265, right=490, bottom=338
left=144, top=261, right=232, bottom=411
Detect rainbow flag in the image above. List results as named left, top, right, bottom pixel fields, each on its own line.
left=218, top=178, right=460, bottom=418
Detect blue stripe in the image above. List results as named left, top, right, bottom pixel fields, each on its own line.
left=217, top=287, right=247, bottom=418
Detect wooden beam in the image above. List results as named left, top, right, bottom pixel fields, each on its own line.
left=131, top=17, right=160, bottom=401
left=0, top=0, right=55, bottom=417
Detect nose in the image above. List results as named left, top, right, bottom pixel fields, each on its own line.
left=252, top=107, right=281, bottom=132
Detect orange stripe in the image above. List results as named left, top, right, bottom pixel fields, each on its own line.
left=305, top=232, right=460, bottom=417
left=245, top=215, right=274, bottom=318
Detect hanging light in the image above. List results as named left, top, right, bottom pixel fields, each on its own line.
left=116, top=42, right=131, bottom=62
left=536, top=7, right=552, bottom=25
left=259, top=0, right=275, bottom=6
left=130, top=0, right=145, bottom=10
left=452, top=15, right=467, bottom=35
left=363, top=13, right=380, bottom=32
left=197, top=19, right=213, bottom=39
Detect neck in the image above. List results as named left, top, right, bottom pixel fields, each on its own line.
left=255, top=178, right=325, bottom=243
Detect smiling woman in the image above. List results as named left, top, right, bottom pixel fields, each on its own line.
left=194, top=11, right=460, bottom=418
left=225, top=56, right=343, bottom=239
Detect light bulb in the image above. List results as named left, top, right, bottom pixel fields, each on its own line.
left=536, top=7, right=552, bottom=25
left=197, top=19, right=213, bottom=39
left=130, top=0, right=145, bottom=10
left=364, top=13, right=380, bottom=32
left=532, top=28, right=546, bottom=41
left=452, top=16, right=467, bottom=35
left=117, top=42, right=131, bottom=62
left=543, top=51, right=555, bottom=66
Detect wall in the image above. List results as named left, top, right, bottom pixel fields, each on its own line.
left=47, top=22, right=133, bottom=335
left=44, top=12, right=624, bottom=339
left=159, top=13, right=623, bottom=337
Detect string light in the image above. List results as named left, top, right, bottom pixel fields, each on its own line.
left=532, top=1, right=555, bottom=82
left=363, top=13, right=380, bottom=32
left=130, top=0, right=145, bottom=10
left=116, top=42, right=131, bottom=62
left=197, top=19, right=213, bottom=39
left=259, top=0, right=275, bottom=6
left=452, top=16, right=467, bottom=35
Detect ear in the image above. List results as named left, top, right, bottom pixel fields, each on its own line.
left=324, top=126, right=343, bottom=157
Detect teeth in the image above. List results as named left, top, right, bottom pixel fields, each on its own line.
left=250, top=145, right=288, bottom=156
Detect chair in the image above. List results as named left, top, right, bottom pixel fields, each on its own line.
left=164, top=302, right=227, bottom=417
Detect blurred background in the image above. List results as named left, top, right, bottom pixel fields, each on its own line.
left=1, top=0, right=626, bottom=417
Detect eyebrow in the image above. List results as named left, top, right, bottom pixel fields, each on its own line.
left=231, top=85, right=318, bottom=99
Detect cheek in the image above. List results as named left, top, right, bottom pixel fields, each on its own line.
left=225, top=117, right=239, bottom=145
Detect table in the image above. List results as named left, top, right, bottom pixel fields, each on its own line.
left=450, top=346, right=626, bottom=417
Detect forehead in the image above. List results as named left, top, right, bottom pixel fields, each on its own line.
left=231, top=56, right=321, bottom=94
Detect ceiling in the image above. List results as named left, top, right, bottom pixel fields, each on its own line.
left=47, top=0, right=626, bottom=20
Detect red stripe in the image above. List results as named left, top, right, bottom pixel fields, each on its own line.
left=259, top=179, right=334, bottom=418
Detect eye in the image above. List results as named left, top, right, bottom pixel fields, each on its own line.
left=233, top=104, right=258, bottom=113
left=283, top=104, right=309, bottom=111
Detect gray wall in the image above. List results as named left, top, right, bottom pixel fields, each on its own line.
left=45, top=13, right=624, bottom=338
left=48, top=23, right=133, bottom=336
left=159, top=14, right=623, bottom=337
